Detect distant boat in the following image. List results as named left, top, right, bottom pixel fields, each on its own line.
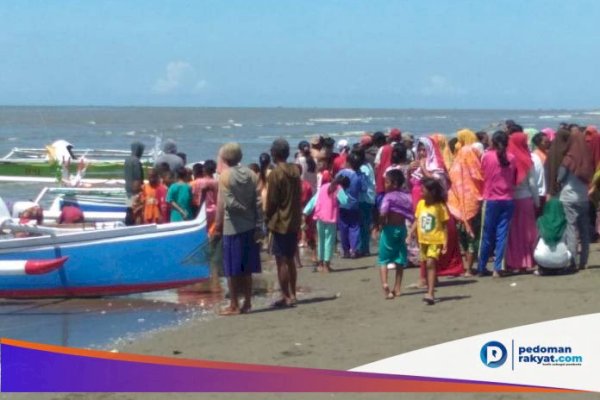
left=0, top=140, right=155, bottom=184
left=0, top=209, right=210, bottom=298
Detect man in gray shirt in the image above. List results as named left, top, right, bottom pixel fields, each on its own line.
left=154, top=139, right=184, bottom=172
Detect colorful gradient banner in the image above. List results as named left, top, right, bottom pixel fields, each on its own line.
left=0, top=338, right=574, bottom=393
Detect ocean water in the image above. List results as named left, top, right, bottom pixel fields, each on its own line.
left=1, top=106, right=600, bottom=348
left=3, top=106, right=600, bottom=201
left=3, top=106, right=600, bottom=165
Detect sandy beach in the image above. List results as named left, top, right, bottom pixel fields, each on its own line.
left=8, top=242, right=599, bottom=400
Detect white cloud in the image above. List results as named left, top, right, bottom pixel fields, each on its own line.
left=420, top=75, right=467, bottom=97
left=153, top=61, right=207, bottom=94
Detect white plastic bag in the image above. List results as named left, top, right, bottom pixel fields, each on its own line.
left=533, top=238, right=571, bottom=269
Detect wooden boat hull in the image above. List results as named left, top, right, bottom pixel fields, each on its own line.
left=0, top=214, right=210, bottom=298
left=0, top=160, right=130, bottom=180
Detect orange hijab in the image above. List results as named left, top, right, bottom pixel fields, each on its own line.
left=447, top=145, right=483, bottom=223
left=431, top=133, right=454, bottom=169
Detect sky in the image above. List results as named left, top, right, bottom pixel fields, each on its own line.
left=1, top=0, right=600, bottom=109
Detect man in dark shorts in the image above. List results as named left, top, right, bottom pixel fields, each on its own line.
left=265, top=139, right=302, bottom=307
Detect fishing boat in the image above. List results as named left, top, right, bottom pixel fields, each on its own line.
left=0, top=140, right=155, bottom=184
left=0, top=208, right=210, bottom=298
left=36, top=187, right=128, bottom=223
left=7, top=187, right=127, bottom=225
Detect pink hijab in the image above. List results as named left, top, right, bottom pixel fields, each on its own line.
left=541, top=127, right=556, bottom=142
left=412, top=136, right=446, bottom=180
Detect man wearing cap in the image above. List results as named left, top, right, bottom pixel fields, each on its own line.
left=332, top=139, right=350, bottom=175
left=403, top=133, right=416, bottom=162
left=154, top=139, right=184, bottom=173
left=361, top=134, right=376, bottom=167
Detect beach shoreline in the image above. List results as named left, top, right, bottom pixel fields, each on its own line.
left=7, top=243, right=598, bottom=400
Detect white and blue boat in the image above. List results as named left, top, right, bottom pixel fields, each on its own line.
left=36, top=187, right=128, bottom=223
left=0, top=209, right=210, bottom=298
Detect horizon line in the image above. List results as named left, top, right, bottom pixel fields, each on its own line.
left=0, top=104, right=598, bottom=112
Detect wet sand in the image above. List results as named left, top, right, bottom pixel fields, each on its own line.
left=8, top=244, right=600, bottom=400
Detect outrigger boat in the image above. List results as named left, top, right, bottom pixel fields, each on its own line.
left=36, top=187, right=127, bottom=223
left=8, top=187, right=127, bottom=225
left=0, top=140, right=155, bottom=184
left=0, top=207, right=210, bottom=298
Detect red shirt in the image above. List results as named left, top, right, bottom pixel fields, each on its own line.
left=301, top=180, right=313, bottom=206
left=332, top=152, right=347, bottom=176
left=59, top=205, right=84, bottom=224
left=375, top=144, right=393, bottom=193
left=319, top=170, right=332, bottom=187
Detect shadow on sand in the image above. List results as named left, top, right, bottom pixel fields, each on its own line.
left=245, top=295, right=339, bottom=315
left=330, top=265, right=372, bottom=273
left=436, top=279, right=478, bottom=287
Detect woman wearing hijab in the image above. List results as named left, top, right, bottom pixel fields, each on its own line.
left=584, top=125, right=600, bottom=170
left=534, top=198, right=571, bottom=274
left=541, top=127, right=556, bottom=142
left=408, top=136, right=464, bottom=286
left=505, top=132, right=540, bottom=272
left=447, top=129, right=484, bottom=276
left=524, top=128, right=538, bottom=151
left=584, top=125, right=600, bottom=240
left=408, top=137, right=447, bottom=207
left=431, top=133, right=454, bottom=170
left=455, top=128, right=478, bottom=150
left=546, top=129, right=594, bottom=270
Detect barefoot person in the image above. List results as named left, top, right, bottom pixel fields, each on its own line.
left=447, top=129, right=484, bottom=276
left=377, top=169, right=413, bottom=299
left=477, top=131, right=516, bottom=277
left=303, top=175, right=350, bottom=273
left=265, top=139, right=303, bottom=308
left=407, top=177, right=448, bottom=305
left=214, top=143, right=264, bottom=315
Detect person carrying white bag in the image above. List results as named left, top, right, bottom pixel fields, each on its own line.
left=534, top=198, right=572, bottom=275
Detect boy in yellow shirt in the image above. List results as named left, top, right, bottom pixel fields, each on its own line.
left=407, top=177, right=448, bottom=305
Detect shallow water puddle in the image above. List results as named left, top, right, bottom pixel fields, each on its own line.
left=0, top=286, right=222, bottom=349
left=0, top=251, right=315, bottom=349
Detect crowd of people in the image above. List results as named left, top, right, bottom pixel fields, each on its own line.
left=123, top=120, right=600, bottom=312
